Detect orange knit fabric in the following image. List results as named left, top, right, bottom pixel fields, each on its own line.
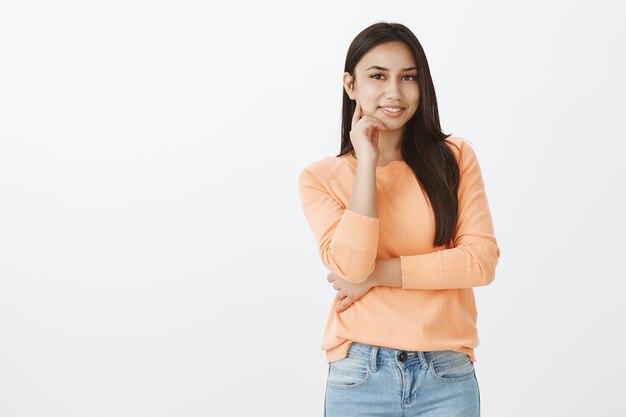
left=297, top=136, right=501, bottom=363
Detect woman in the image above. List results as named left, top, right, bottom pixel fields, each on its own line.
left=297, top=22, right=500, bottom=417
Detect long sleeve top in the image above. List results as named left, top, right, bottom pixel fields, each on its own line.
left=297, top=136, right=500, bottom=363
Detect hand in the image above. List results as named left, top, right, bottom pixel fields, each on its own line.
left=327, top=271, right=376, bottom=313
left=350, top=99, right=387, bottom=164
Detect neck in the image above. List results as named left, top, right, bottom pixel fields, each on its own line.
left=377, top=126, right=404, bottom=160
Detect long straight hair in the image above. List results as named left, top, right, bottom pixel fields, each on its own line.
left=337, top=22, right=461, bottom=247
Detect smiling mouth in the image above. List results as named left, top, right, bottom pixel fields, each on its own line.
left=379, top=106, right=406, bottom=117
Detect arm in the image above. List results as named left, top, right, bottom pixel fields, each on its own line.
left=347, top=157, right=378, bottom=217
left=297, top=159, right=379, bottom=284
left=389, top=141, right=501, bottom=290
left=368, top=258, right=402, bottom=288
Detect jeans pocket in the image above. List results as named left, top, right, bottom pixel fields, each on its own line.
left=428, top=350, right=475, bottom=383
left=326, top=356, right=370, bottom=390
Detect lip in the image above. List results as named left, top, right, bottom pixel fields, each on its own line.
left=379, top=106, right=406, bottom=117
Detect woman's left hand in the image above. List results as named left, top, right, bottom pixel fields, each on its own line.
left=327, top=272, right=376, bottom=313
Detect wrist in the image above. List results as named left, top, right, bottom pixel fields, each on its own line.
left=369, top=258, right=402, bottom=288
left=368, top=260, right=383, bottom=287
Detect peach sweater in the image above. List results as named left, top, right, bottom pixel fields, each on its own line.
left=297, top=136, right=500, bottom=363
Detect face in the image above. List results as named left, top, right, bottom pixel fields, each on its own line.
left=343, top=41, right=420, bottom=130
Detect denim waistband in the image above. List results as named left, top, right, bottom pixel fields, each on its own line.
left=345, top=341, right=453, bottom=370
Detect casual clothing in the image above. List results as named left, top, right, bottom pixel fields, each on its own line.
left=324, top=342, right=480, bottom=417
left=297, top=136, right=500, bottom=364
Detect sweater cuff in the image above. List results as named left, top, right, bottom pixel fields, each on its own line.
left=332, top=208, right=379, bottom=254
left=400, top=252, right=441, bottom=289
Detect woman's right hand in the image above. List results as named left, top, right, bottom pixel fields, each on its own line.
left=350, top=99, right=387, bottom=164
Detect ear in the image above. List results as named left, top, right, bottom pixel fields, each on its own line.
left=343, top=72, right=355, bottom=100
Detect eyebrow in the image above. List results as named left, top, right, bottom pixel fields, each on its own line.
left=365, top=65, right=417, bottom=71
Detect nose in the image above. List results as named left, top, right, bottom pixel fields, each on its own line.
left=384, top=77, right=402, bottom=99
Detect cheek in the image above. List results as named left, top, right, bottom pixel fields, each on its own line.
left=358, top=87, right=379, bottom=103
left=407, top=92, right=420, bottom=112
left=358, top=100, right=378, bottom=116
left=406, top=85, right=420, bottom=98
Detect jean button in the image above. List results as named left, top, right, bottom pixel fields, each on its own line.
left=397, top=351, right=408, bottom=362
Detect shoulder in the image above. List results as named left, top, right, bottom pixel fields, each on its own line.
left=297, top=155, right=346, bottom=187
left=444, top=135, right=471, bottom=154
left=443, top=136, right=479, bottom=167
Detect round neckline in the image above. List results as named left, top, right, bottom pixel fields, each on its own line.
left=341, top=152, right=410, bottom=172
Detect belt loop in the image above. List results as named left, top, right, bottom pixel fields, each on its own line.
left=370, top=345, right=378, bottom=373
left=418, top=351, right=429, bottom=369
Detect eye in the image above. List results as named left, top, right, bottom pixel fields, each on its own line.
left=370, top=74, right=417, bottom=81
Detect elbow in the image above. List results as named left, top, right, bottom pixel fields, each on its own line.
left=472, top=262, right=495, bottom=287
left=457, top=237, right=499, bottom=287
left=481, top=271, right=496, bottom=287
left=478, top=244, right=500, bottom=287
left=320, top=246, right=376, bottom=284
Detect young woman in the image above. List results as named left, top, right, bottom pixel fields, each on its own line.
left=297, top=22, right=500, bottom=417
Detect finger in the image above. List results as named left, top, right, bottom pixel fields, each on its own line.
left=336, top=297, right=350, bottom=312
left=356, top=116, right=387, bottom=134
left=361, top=117, right=387, bottom=131
left=351, top=99, right=361, bottom=130
left=327, top=273, right=335, bottom=283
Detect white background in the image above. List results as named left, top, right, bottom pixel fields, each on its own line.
left=1, top=0, right=625, bottom=416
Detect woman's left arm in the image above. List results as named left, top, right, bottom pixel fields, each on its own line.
left=392, top=140, right=501, bottom=290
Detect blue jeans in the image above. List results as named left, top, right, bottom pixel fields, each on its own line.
left=324, top=342, right=480, bottom=417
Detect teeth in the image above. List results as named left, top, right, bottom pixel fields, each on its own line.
left=382, top=107, right=402, bottom=112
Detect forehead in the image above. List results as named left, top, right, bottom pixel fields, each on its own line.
left=356, top=41, right=416, bottom=71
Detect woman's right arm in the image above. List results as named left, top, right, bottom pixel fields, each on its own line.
left=297, top=100, right=386, bottom=284
left=347, top=159, right=378, bottom=218
left=347, top=100, right=385, bottom=218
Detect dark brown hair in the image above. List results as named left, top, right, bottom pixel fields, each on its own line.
left=338, top=22, right=461, bottom=247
